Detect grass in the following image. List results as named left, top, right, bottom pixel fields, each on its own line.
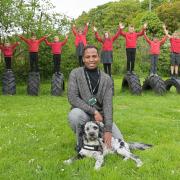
left=0, top=77, right=180, bottom=180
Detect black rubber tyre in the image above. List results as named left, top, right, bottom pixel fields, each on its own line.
left=27, top=72, right=40, bottom=96
left=122, top=73, right=142, bottom=95
left=165, top=78, right=180, bottom=94
left=2, top=69, right=16, bottom=95
left=142, top=75, right=166, bottom=95
left=51, top=73, right=64, bottom=96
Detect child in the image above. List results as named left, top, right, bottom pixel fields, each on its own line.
left=45, top=35, right=68, bottom=74
left=18, top=33, right=49, bottom=72
left=144, top=28, right=167, bottom=76
left=0, top=41, right=20, bottom=70
left=93, top=26, right=120, bottom=76
left=119, top=23, right=147, bottom=74
left=164, top=27, right=180, bottom=78
left=72, top=22, right=89, bottom=66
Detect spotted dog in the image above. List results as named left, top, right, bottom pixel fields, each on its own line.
left=64, top=121, right=152, bottom=170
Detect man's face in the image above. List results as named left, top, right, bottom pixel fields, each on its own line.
left=83, top=48, right=100, bottom=69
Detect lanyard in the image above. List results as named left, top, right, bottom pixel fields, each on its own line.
left=85, top=69, right=100, bottom=95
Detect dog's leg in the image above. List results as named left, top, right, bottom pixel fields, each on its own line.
left=117, top=148, right=143, bottom=167
left=64, top=154, right=83, bottom=165
left=94, top=154, right=104, bottom=170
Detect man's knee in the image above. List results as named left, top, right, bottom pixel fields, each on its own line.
left=68, top=108, right=90, bottom=126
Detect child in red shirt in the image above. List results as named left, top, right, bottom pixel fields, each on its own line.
left=164, top=26, right=180, bottom=78
left=0, top=42, right=20, bottom=70
left=144, top=28, right=167, bottom=76
left=18, top=33, right=49, bottom=72
left=45, top=35, right=68, bottom=74
left=72, top=22, right=89, bottom=67
left=93, top=26, right=120, bottom=76
left=119, top=23, right=147, bottom=74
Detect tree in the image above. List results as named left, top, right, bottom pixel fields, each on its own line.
left=156, top=1, right=180, bottom=33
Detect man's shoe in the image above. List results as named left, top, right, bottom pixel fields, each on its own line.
left=154, top=73, right=158, bottom=76
left=150, top=73, right=154, bottom=77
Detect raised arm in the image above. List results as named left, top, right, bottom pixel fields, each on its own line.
left=12, top=42, right=20, bottom=49
left=137, top=23, right=147, bottom=37
left=61, top=35, right=68, bottom=46
left=68, top=70, right=96, bottom=115
left=44, top=39, right=52, bottom=46
left=112, top=28, right=121, bottom=42
left=163, top=24, right=171, bottom=38
left=119, top=22, right=126, bottom=37
left=94, top=27, right=103, bottom=43
left=83, top=22, right=89, bottom=35
left=144, top=32, right=151, bottom=44
left=72, top=24, right=77, bottom=36
left=0, top=44, right=3, bottom=49
left=160, top=35, right=168, bottom=46
left=38, top=35, right=49, bottom=43
left=18, top=35, right=29, bottom=44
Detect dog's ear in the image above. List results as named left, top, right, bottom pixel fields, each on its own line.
left=96, top=123, right=104, bottom=138
left=79, top=124, right=85, bottom=135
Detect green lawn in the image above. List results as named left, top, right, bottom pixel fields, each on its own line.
left=0, top=77, right=179, bottom=180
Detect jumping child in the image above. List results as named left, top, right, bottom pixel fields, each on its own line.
left=119, top=23, right=147, bottom=74
left=144, top=26, right=167, bottom=76
left=45, top=35, right=68, bottom=74
left=72, top=22, right=89, bottom=67
left=18, top=33, right=49, bottom=72
left=93, top=25, right=120, bottom=76
left=0, top=41, right=20, bottom=70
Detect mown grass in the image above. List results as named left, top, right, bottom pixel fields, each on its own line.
left=0, top=77, right=179, bottom=180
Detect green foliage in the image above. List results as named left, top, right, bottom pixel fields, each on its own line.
left=156, top=1, right=180, bottom=33
left=0, top=0, right=179, bottom=80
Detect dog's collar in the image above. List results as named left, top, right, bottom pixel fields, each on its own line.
left=82, top=144, right=102, bottom=152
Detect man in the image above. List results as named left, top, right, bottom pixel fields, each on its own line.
left=67, top=45, right=123, bottom=151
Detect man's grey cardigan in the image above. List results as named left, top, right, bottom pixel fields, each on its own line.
left=67, top=67, right=113, bottom=132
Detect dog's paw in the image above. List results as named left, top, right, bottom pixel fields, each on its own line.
left=136, top=160, right=143, bottom=167
left=63, top=159, right=73, bottom=165
left=94, top=165, right=101, bottom=171
left=123, top=157, right=129, bottom=161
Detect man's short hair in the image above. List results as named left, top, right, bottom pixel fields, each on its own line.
left=82, top=45, right=99, bottom=57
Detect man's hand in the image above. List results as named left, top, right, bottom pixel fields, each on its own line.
left=103, top=132, right=112, bottom=149
left=86, top=22, right=89, bottom=26
left=94, top=110, right=103, bottom=122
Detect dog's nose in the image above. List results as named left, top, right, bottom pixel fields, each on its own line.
left=89, top=132, right=95, bottom=137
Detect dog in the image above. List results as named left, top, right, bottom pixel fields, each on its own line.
left=64, top=121, right=152, bottom=170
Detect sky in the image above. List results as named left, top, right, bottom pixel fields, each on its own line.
left=51, top=0, right=118, bottom=19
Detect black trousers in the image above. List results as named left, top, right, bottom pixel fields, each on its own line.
left=126, top=48, right=136, bottom=72
left=4, top=57, right=12, bottom=69
left=29, top=52, right=39, bottom=72
left=78, top=56, right=84, bottom=67
left=103, top=63, right=111, bottom=76
left=53, top=54, right=61, bottom=73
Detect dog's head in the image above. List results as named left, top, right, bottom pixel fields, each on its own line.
left=84, top=121, right=100, bottom=141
